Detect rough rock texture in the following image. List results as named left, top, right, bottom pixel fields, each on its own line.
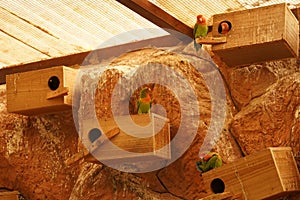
left=230, top=73, right=300, bottom=155
left=0, top=47, right=299, bottom=200
left=0, top=85, right=79, bottom=199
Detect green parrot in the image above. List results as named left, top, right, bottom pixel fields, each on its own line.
left=196, top=152, right=222, bottom=173
left=193, top=14, right=208, bottom=51
left=137, top=87, right=152, bottom=114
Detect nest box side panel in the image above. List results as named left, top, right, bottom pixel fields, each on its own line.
left=212, top=4, right=298, bottom=66
left=98, top=115, right=154, bottom=153
left=0, top=191, right=20, bottom=200
left=202, top=148, right=297, bottom=200
left=6, top=66, right=77, bottom=115
left=202, top=162, right=242, bottom=196
left=152, top=113, right=171, bottom=159
left=285, top=6, right=299, bottom=57
left=6, top=66, right=64, bottom=115
left=81, top=114, right=170, bottom=163
left=271, top=147, right=300, bottom=193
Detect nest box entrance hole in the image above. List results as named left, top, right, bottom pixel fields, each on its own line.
left=211, top=178, right=225, bottom=194
left=88, top=128, right=102, bottom=143
left=48, top=76, right=60, bottom=91
left=218, top=21, right=232, bottom=34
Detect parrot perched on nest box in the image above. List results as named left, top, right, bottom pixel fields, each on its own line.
left=196, top=151, right=222, bottom=173
left=193, top=14, right=208, bottom=51
left=137, top=87, right=152, bottom=114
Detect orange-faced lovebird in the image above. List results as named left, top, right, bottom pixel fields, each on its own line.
left=137, top=87, right=152, bottom=114
left=196, top=151, right=222, bottom=173
left=193, top=15, right=208, bottom=51
left=219, top=21, right=230, bottom=34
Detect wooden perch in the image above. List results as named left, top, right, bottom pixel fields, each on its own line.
left=64, top=127, right=120, bottom=166
left=89, top=127, right=120, bottom=152
left=64, top=148, right=89, bottom=166
left=196, top=36, right=227, bottom=45
left=46, top=87, right=69, bottom=99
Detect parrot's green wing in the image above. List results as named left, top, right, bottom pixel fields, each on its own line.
left=137, top=100, right=141, bottom=112
left=194, top=22, right=208, bottom=39
left=137, top=99, right=151, bottom=114
left=193, top=23, right=199, bottom=39
left=196, top=154, right=222, bottom=173
left=207, top=155, right=222, bottom=170
left=196, top=160, right=206, bottom=172
left=193, top=23, right=208, bottom=51
left=196, top=160, right=211, bottom=173
left=198, top=24, right=208, bottom=38
left=215, top=155, right=223, bottom=168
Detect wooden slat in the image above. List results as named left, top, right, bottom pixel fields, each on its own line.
left=0, top=7, right=83, bottom=57
left=0, top=31, right=48, bottom=66
left=116, top=0, right=194, bottom=39
left=0, top=34, right=182, bottom=84
left=39, top=1, right=109, bottom=41
left=60, top=0, right=123, bottom=37
left=73, top=0, right=167, bottom=44
left=0, top=1, right=91, bottom=49
left=152, top=0, right=244, bottom=27
left=0, top=0, right=97, bottom=48
left=26, top=0, right=101, bottom=47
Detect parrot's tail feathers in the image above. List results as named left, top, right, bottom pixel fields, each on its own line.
left=196, top=161, right=204, bottom=172
left=194, top=40, right=202, bottom=52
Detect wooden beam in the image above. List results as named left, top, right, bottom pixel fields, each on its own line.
left=196, top=36, right=227, bottom=45
left=292, top=7, right=300, bottom=20
left=116, top=0, right=193, bottom=39
left=0, top=35, right=182, bottom=84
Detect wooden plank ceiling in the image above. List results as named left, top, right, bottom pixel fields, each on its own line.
left=0, top=0, right=300, bottom=84
left=0, top=0, right=167, bottom=69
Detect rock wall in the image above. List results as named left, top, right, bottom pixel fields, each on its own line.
left=0, top=47, right=299, bottom=200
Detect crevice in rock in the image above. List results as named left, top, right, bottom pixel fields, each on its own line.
left=155, top=170, right=169, bottom=192
left=228, top=127, right=245, bottom=157
left=155, top=170, right=186, bottom=200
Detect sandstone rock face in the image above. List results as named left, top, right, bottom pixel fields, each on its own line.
left=0, top=86, right=79, bottom=199
left=0, top=48, right=299, bottom=200
left=230, top=73, right=300, bottom=156
left=228, top=65, right=278, bottom=108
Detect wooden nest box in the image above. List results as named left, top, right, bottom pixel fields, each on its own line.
left=6, top=66, right=77, bottom=115
left=81, top=113, right=171, bottom=164
left=0, top=191, right=20, bottom=200
left=212, top=3, right=299, bottom=67
left=202, top=147, right=300, bottom=200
